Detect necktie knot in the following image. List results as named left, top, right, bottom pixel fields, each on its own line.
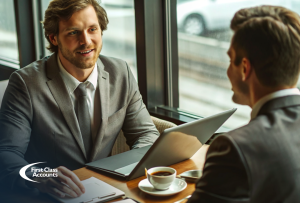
left=75, top=83, right=87, bottom=97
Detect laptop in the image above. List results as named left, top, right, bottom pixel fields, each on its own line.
left=86, top=108, right=237, bottom=180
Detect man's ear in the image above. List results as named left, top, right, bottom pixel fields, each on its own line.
left=49, top=34, right=58, bottom=46
left=241, top=57, right=252, bottom=81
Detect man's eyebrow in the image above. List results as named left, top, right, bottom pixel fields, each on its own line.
left=65, top=27, right=79, bottom=31
left=64, top=24, right=99, bottom=31
left=89, top=24, right=100, bottom=27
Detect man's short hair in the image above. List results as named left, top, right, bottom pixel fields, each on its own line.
left=231, top=6, right=300, bottom=87
left=43, top=0, right=109, bottom=53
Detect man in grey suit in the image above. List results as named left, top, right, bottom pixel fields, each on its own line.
left=0, top=0, right=158, bottom=198
left=188, top=6, right=300, bottom=203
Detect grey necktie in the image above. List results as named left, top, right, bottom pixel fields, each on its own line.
left=75, top=83, right=92, bottom=160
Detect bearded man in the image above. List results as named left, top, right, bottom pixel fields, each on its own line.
left=0, top=0, right=158, bottom=198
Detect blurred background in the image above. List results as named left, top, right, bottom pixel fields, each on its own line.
left=1, top=0, right=300, bottom=128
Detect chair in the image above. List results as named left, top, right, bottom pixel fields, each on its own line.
left=111, top=116, right=177, bottom=155
left=0, top=80, right=9, bottom=106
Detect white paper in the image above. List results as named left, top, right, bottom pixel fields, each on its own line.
left=51, top=177, right=125, bottom=203
left=113, top=200, right=137, bottom=203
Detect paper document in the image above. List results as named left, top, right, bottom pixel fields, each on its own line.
left=50, top=176, right=125, bottom=203
left=113, top=200, right=137, bottom=203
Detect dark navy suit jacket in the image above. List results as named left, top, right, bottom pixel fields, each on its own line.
left=188, top=95, right=300, bottom=203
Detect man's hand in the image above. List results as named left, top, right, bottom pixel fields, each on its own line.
left=28, top=166, right=85, bottom=198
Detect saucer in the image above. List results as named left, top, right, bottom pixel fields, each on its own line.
left=138, top=178, right=187, bottom=196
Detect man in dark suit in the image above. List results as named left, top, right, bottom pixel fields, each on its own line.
left=188, top=6, right=300, bottom=203
left=0, top=0, right=158, bottom=198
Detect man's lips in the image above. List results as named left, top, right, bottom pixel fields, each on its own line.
left=76, top=49, right=94, bottom=55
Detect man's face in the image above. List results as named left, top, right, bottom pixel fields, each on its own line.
left=54, top=5, right=102, bottom=70
left=227, top=45, right=249, bottom=105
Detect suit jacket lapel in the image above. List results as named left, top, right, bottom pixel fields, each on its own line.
left=90, top=58, right=109, bottom=161
left=257, top=95, right=300, bottom=117
left=45, top=54, right=87, bottom=160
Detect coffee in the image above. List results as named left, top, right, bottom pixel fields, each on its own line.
left=147, top=167, right=176, bottom=190
left=151, top=171, right=173, bottom=176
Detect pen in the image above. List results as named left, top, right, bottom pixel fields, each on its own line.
left=122, top=196, right=142, bottom=203
left=81, top=192, right=116, bottom=203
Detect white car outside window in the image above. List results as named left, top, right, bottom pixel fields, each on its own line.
left=101, top=0, right=134, bottom=7
left=177, top=0, right=294, bottom=35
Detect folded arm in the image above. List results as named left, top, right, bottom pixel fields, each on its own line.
left=188, top=135, right=250, bottom=203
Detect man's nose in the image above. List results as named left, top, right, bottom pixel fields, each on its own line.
left=79, top=31, right=91, bottom=46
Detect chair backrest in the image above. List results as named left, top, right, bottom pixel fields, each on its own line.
left=0, top=80, right=9, bottom=106
left=150, top=116, right=177, bottom=134
left=111, top=116, right=177, bottom=155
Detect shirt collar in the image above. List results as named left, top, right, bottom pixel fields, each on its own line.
left=85, top=63, right=98, bottom=91
left=57, top=55, right=98, bottom=93
left=251, top=88, right=300, bottom=119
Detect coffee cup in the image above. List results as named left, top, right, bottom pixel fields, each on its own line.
left=147, top=166, right=176, bottom=190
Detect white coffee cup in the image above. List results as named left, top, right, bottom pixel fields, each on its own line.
left=147, top=166, right=176, bottom=190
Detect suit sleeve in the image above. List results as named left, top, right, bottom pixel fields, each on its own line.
left=188, top=135, right=250, bottom=203
left=121, top=63, right=159, bottom=149
left=0, top=72, right=37, bottom=193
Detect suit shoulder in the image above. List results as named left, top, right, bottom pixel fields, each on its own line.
left=209, top=134, right=235, bottom=150
left=99, top=55, right=126, bottom=64
left=13, top=55, right=51, bottom=80
left=224, top=118, right=266, bottom=143
left=221, top=116, right=281, bottom=164
left=99, top=55, right=128, bottom=71
left=98, top=55, right=134, bottom=84
left=207, top=134, right=249, bottom=175
left=209, top=133, right=246, bottom=159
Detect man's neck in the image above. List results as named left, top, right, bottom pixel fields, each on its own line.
left=58, top=53, right=94, bottom=82
left=249, top=84, right=296, bottom=108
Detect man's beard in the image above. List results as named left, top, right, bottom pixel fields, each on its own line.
left=231, top=78, right=249, bottom=105
left=57, top=39, right=101, bottom=70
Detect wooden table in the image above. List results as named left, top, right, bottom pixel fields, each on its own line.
left=1, top=145, right=209, bottom=203
left=73, top=145, right=209, bottom=203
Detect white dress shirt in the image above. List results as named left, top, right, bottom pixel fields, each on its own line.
left=57, top=56, right=100, bottom=142
left=251, top=88, right=300, bottom=119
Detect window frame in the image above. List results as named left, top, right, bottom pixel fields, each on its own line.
left=135, top=0, right=202, bottom=125
left=0, top=0, right=38, bottom=80
left=14, top=0, right=37, bottom=68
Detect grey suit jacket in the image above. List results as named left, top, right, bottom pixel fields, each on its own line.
left=188, top=95, right=300, bottom=203
left=0, top=54, right=159, bottom=191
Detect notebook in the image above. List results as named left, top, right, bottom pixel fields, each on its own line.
left=113, top=200, right=137, bottom=203
left=49, top=177, right=124, bottom=203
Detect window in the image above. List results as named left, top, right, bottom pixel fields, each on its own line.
left=0, top=0, right=19, bottom=67
left=101, top=1, right=137, bottom=80
left=41, top=0, right=52, bottom=57
left=176, top=0, right=300, bottom=128
left=41, top=0, right=138, bottom=80
left=4, top=0, right=299, bottom=127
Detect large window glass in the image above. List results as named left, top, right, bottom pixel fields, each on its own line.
left=177, top=0, right=300, bottom=128
left=0, top=0, right=19, bottom=65
left=101, top=1, right=137, bottom=79
left=41, top=0, right=137, bottom=79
